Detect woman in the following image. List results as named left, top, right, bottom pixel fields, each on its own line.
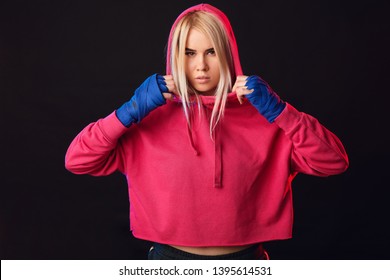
left=65, top=4, right=349, bottom=260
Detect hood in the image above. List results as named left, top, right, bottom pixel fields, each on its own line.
left=165, top=3, right=243, bottom=105
left=165, top=4, right=244, bottom=188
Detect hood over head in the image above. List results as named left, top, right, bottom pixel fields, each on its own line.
left=164, top=4, right=244, bottom=189
left=165, top=3, right=243, bottom=105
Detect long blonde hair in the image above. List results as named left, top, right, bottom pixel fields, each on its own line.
left=170, top=11, right=235, bottom=135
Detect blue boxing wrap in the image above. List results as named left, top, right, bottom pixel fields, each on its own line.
left=245, top=75, right=286, bottom=123
left=116, top=74, right=167, bottom=127
left=157, top=75, right=169, bottom=93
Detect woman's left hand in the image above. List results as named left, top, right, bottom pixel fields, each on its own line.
left=233, top=75, right=286, bottom=123
left=232, top=75, right=254, bottom=104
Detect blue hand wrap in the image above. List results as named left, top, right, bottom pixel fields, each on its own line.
left=157, top=75, right=169, bottom=93
left=116, top=74, right=167, bottom=127
left=245, top=75, right=286, bottom=123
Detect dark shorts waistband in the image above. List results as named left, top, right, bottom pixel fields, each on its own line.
left=148, top=243, right=268, bottom=260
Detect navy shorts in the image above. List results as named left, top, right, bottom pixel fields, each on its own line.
left=148, top=243, right=269, bottom=260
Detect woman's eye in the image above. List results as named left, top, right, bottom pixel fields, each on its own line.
left=207, top=49, right=216, bottom=55
left=185, top=51, right=195, bottom=56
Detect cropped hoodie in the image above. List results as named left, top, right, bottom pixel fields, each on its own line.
left=65, top=4, right=349, bottom=246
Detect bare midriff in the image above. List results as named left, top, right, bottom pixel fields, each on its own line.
left=169, top=244, right=254, bottom=256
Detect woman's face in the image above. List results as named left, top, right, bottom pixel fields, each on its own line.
left=184, top=28, right=220, bottom=96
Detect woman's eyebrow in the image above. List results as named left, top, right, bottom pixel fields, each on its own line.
left=185, top=48, right=215, bottom=52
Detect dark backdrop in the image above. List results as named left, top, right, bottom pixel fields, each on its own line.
left=1, top=0, right=389, bottom=259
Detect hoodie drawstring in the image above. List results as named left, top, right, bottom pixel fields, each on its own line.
left=186, top=120, right=223, bottom=188
left=213, top=123, right=222, bottom=188
left=187, top=124, right=199, bottom=156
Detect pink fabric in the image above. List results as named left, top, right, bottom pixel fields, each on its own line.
left=65, top=4, right=348, bottom=246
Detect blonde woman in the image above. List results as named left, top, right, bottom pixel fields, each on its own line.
left=65, top=4, right=348, bottom=260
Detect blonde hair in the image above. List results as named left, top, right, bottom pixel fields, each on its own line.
left=170, top=11, right=235, bottom=136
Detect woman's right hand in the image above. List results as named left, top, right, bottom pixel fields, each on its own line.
left=116, top=74, right=172, bottom=127
left=161, top=75, right=178, bottom=100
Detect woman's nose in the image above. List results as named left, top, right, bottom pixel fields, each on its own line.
left=196, top=55, right=208, bottom=71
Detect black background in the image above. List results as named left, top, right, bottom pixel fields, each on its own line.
left=1, top=0, right=389, bottom=259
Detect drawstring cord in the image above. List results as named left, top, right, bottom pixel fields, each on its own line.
left=186, top=124, right=199, bottom=156
left=184, top=103, right=223, bottom=188
left=213, top=123, right=222, bottom=188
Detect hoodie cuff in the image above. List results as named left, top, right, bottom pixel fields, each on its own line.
left=273, top=103, right=302, bottom=132
left=98, top=111, right=129, bottom=143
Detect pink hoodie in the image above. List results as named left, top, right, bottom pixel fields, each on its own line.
left=65, top=4, right=348, bottom=246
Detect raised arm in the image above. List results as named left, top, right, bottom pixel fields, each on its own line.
left=65, top=74, right=174, bottom=176
left=234, top=74, right=349, bottom=176
left=274, top=103, right=349, bottom=176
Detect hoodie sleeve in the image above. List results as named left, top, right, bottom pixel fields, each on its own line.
left=65, top=112, right=128, bottom=176
left=274, top=103, right=349, bottom=176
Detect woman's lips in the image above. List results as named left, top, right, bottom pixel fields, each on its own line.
left=195, top=76, right=210, bottom=84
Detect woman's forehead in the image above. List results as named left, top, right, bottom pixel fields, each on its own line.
left=185, top=28, right=213, bottom=49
